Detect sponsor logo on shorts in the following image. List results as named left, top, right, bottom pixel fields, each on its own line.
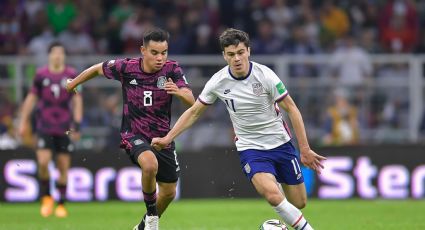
left=297, top=173, right=302, bottom=180
left=134, top=139, right=144, bottom=145
left=244, top=163, right=251, bottom=174
left=68, top=144, right=74, bottom=152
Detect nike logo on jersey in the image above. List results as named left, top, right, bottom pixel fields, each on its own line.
left=130, top=79, right=138, bottom=85
left=224, top=89, right=231, bottom=94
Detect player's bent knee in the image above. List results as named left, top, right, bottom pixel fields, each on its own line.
left=140, top=163, right=158, bottom=175
left=137, top=152, right=158, bottom=174
left=162, top=190, right=176, bottom=200
left=264, top=190, right=284, bottom=206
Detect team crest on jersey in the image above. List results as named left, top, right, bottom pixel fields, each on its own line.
left=42, top=78, right=50, bottom=86
left=61, top=79, right=67, bottom=87
left=157, top=76, right=167, bottom=89
left=252, top=82, right=263, bottom=96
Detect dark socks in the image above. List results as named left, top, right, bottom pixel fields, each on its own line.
left=39, top=179, right=50, bottom=197
left=143, top=190, right=158, bottom=216
left=57, top=183, right=67, bottom=204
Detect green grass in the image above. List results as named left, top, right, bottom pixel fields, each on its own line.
left=1, top=199, right=424, bottom=229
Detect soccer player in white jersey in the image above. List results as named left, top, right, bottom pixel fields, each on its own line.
left=152, top=28, right=326, bottom=229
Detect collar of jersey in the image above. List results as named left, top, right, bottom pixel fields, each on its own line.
left=228, top=62, right=252, bottom=81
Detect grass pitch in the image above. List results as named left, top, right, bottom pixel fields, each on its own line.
left=0, top=199, right=424, bottom=230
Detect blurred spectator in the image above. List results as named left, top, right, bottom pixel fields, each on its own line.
left=110, top=0, right=134, bottom=24
left=328, top=34, right=372, bottom=87
left=188, top=24, right=218, bottom=54
left=299, top=5, right=320, bottom=46
left=0, top=0, right=25, bottom=55
left=165, top=14, right=190, bottom=55
left=23, top=0, right=44, bottom=22
left=322, top=89, right=360, bottom=146
left=359, top=28, right=380, bottom=53
left=251, top=18, right=284, bottom=54
left=58, top=17, right=95, bottom=55
left=320, top=0, right=350, bottom=42
left=347, top=0, right=379, bottom=32
left=0, top=88, right=18, bottom=149
left=46, top=0, right=77, bottom=35
left=25, top=25, right=55, bottom=66
left=120, top=5, right=154, bottom=54
left=284, top=24, right=320, bottom=77
left=103, top=15, right=123, bottom=54
left=379, top=0, right=419, bottom=53
left=266, top=0, right=293, bottom=40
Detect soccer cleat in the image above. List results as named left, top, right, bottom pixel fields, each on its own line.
left=144, top=215, right=159, bottom=230
left=40, top=195, right=54, bottom=217
left=55, top=204, right=68, bottom=218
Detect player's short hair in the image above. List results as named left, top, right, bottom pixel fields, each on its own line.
left=47, top=41, right=66, bottom=54
left=142, top=27, right=170, bottom=47
left=219, top=28, right=250, bottom=51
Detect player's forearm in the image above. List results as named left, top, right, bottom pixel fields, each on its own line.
left=72, top=94, right=83, bottom=123
left=166, top=104, right=203, bottom=141
left=178, top=88, right=195, bottom=107
left=287, top=108, right=311, bottom=152
left=20, top=94, right=37, bottom=123
left=68, top=63, right=103, bottom=90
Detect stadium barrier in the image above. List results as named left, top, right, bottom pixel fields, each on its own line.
left=1, top=144, right=424, bottom=202
left=1, top=54, right=424, bottom=145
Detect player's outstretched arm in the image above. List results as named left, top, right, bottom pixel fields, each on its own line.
left=66, top=63, right=104, bottom=92
left=278, top=95, right=326, bottom=174
left=151, top=100, right=208, bottom=150
left=18, top=93, right=37, bottom=137
left=69, top=92, right=83, bottom=141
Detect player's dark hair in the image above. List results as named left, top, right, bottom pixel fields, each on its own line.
left=142, top=27, right=170, bottom=46
left=219, top=28, right=250, bottom=51
left=47, top=41, right=66, bottom=54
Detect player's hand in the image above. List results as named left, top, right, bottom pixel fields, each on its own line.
left=69, top=130, right=81, bottom=142
left=300, top=149, right=326, bottom=174
left=66, top=79, right=77, bottom=93
left=151, top=136, right=171, bottom=151
left=164, top=78, right=179, bottom=95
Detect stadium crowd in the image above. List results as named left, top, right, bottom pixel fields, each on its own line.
left=1, top=0, right=425, bottom=150
left=0, top=0, right=425, bottom=56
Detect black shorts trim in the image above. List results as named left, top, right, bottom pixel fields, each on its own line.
left=37, top=133, right=74, bottom=154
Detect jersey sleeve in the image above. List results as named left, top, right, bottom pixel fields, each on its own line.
left=263, top=66, right=289, bottom=102
left=169, top=63, right=190, bottom=89
left=102, top=59, right=126, bottom=82
left=198, top=77, right=217, bottom=105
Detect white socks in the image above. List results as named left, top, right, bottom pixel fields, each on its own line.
left=273, top=199, right=313, bottom=230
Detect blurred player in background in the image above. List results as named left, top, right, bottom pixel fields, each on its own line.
left=66, top=27, right=195, bottom=230
left=152, top=28, right=326, bottom=230
left=18, top=41, right=83, bottom=218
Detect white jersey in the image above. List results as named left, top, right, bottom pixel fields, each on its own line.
left=198, top=61, right=291, bottom=151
